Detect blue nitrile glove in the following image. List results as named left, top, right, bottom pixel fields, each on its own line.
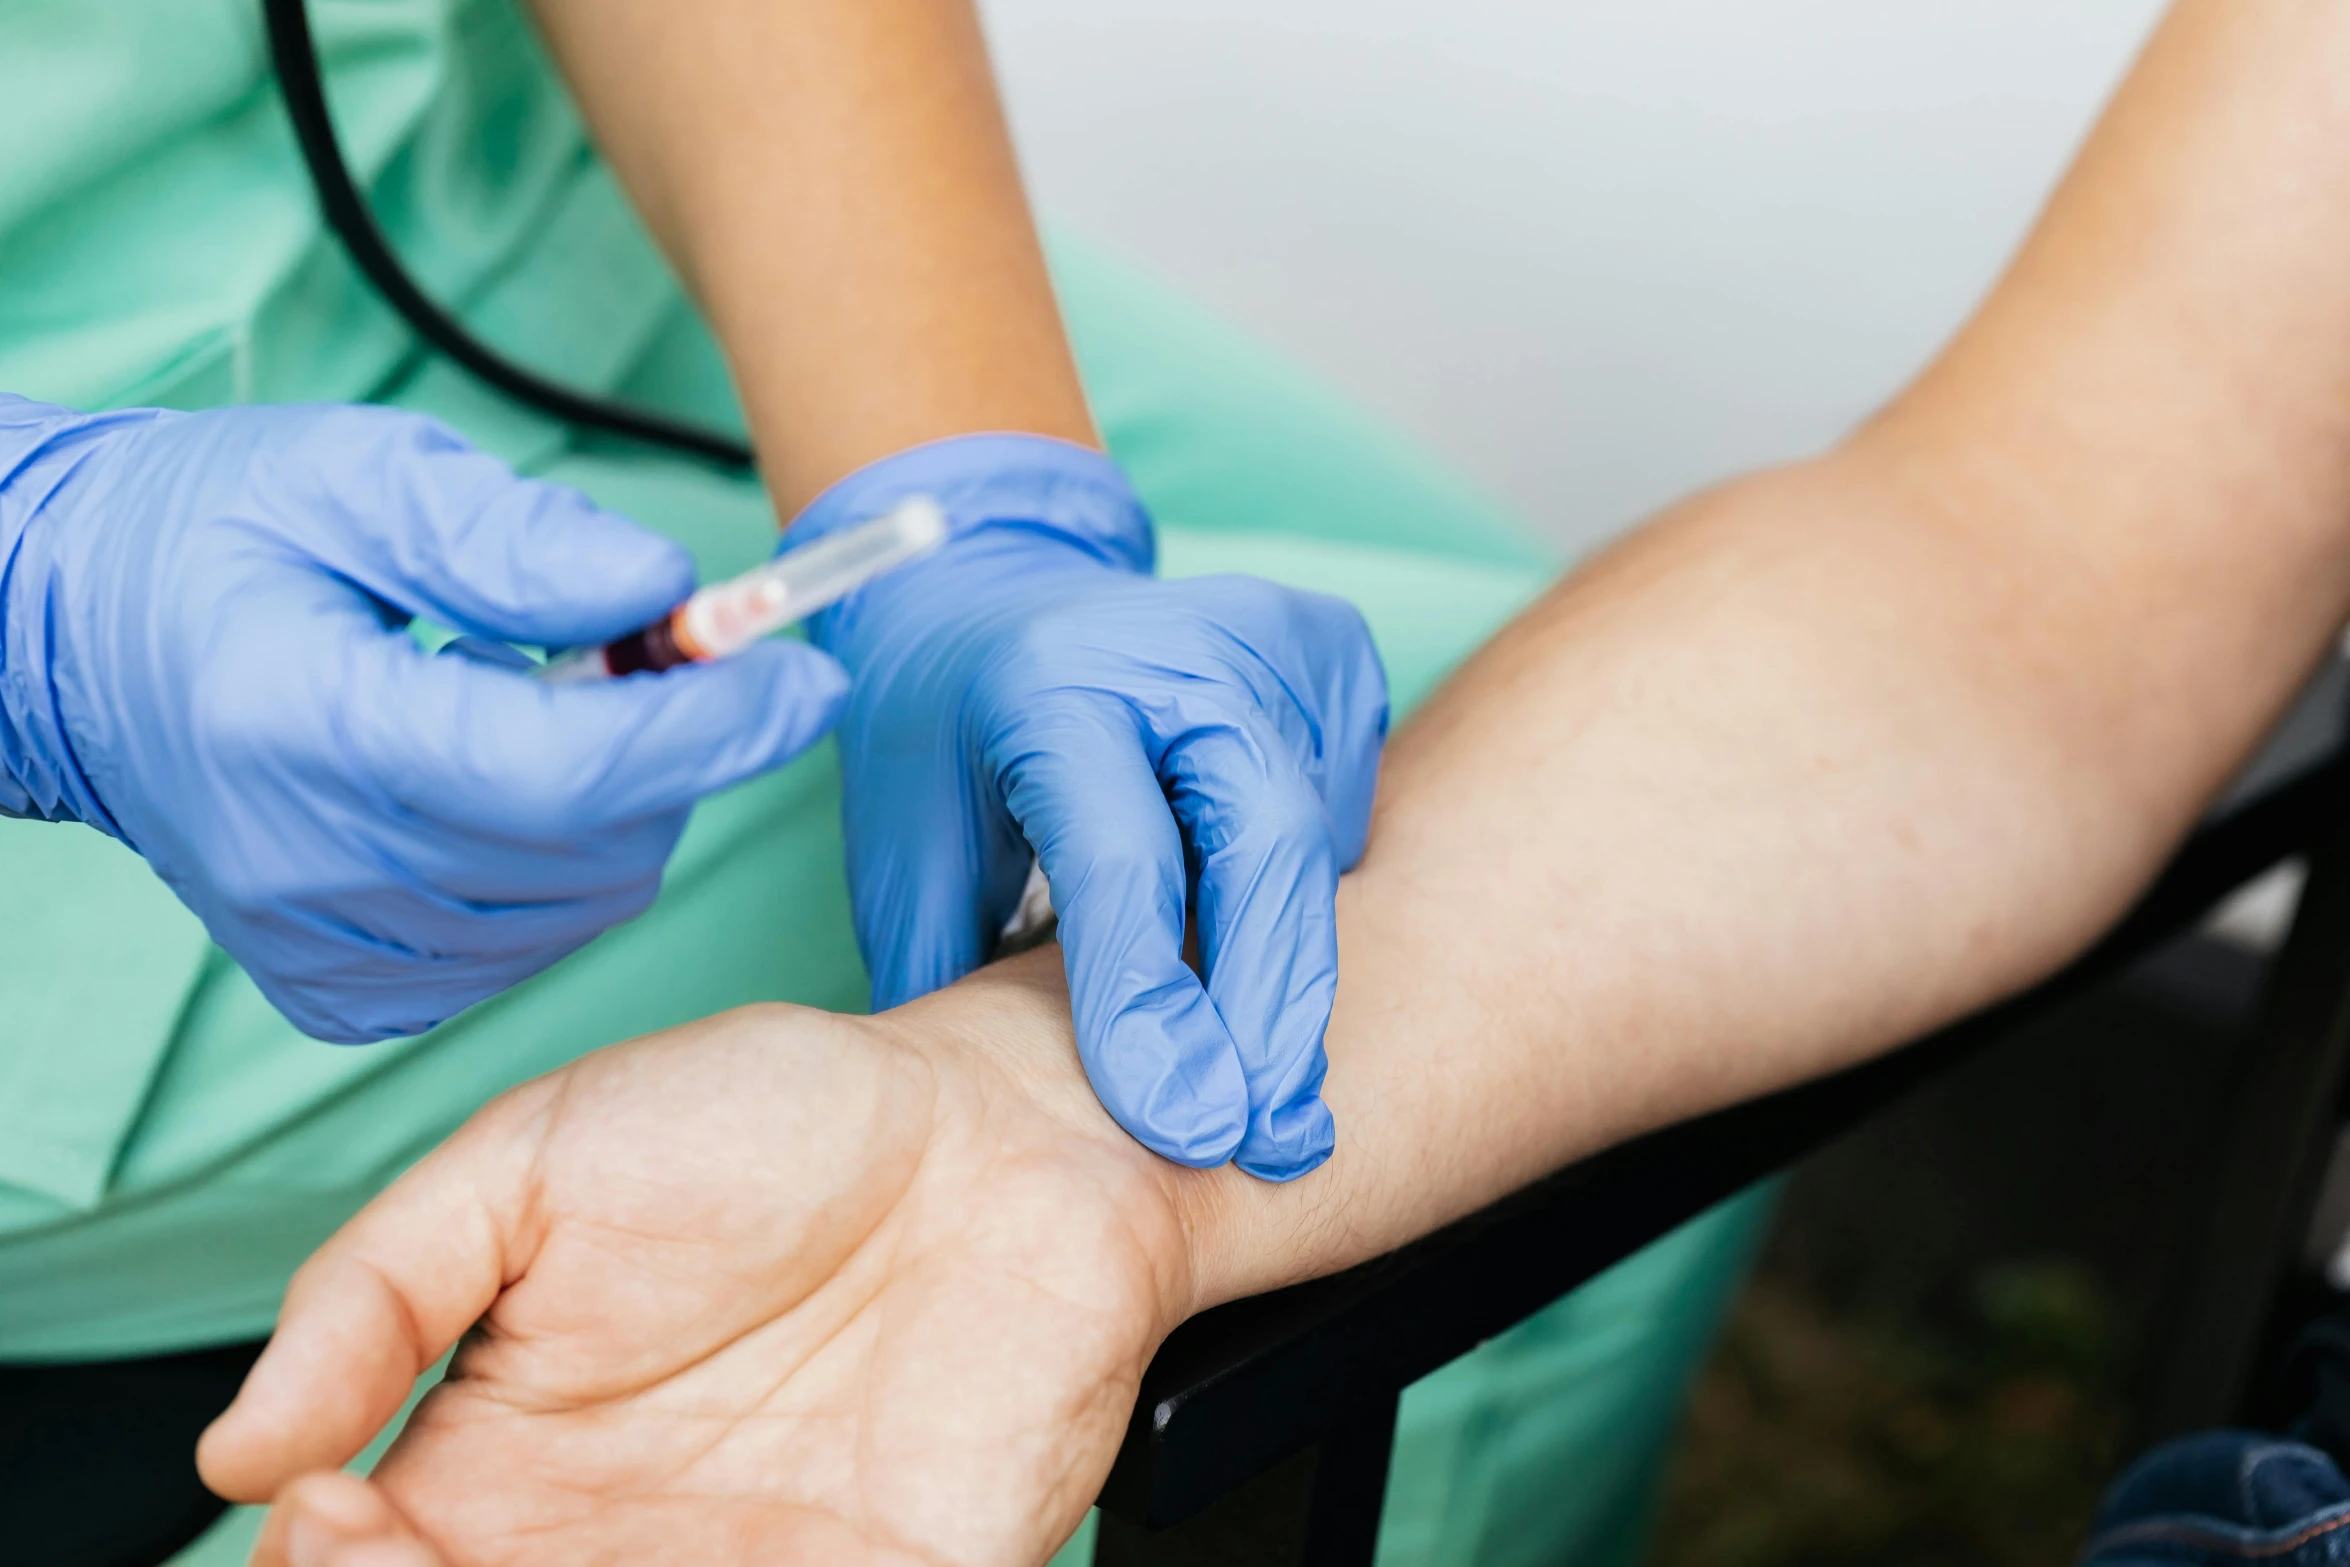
left=799, top=434, right=1388, bottom=1180
left=0, top=396, right=847, bottom=1041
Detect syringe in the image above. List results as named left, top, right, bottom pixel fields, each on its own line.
left=540, top=499, right=947, bottom=683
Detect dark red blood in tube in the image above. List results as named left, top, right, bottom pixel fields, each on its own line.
left=601, top=615, right=691, bottom=677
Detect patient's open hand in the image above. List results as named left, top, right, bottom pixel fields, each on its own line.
left=198, top=953, right=1203, bottom=1567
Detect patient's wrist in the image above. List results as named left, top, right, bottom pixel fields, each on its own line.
left=883, top=947, right=1347, bottom=1328
left=885, top=949, right=1218, bottom=1330
left=1158, top=1136, right=1373, bottom=1316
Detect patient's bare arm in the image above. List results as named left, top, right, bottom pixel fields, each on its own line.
left=1182, top=0, right=2350, bottom=1303
left=201, top=2, right=2350, bottom=1562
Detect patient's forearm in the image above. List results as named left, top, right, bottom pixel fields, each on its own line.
left=1174, top=0, right=2350, bottom=1307
left=1183, top=458, right=2212, bottom=1303
left=528, top=0, right=1095, bottom=511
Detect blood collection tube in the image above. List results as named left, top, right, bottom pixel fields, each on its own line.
left=540, top=499, right=946, bottom=683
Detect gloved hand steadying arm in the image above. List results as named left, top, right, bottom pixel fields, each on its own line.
left=0, top=396, right=847, bottom=1042
left=802, top=435, right=1387, bottom=1181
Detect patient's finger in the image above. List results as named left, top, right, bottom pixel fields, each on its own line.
left=252, top=1472, right=446, bottom=1567
left=323, top=1542, right=445, bottom=1567
left=196, top=1100, right=537, bottom=1503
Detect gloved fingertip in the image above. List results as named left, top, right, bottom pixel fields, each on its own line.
left=269, top=990, right=442, bottom=1047
left=1131, top=1112, right=1249, bottom=1171
left=1234, top=1149, right=1332, bottom=1183
left=505, top=639, right=849, bottom=829
left=1125, top=1072, right=1250, bottom=1169
left=1054, top=892, right=1259, bottom=1168
left=424, top=477, right=699, bottom=645
left=728, top=639, right=851, bottom=751
left=1078, top=982, right=1253, bottom=1167
left=551, top=492, right=696, bottom=583
left=774, top=637, right=853, bottom=699
left=535, top=509, right=698, bottom=633
left=1234, top=1094, right=1336, bottom=1183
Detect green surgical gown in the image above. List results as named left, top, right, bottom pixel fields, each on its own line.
left=0, top=4, right=1771, bottom=1563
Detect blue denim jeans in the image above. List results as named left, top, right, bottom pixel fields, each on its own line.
left=2081, top=1432, right=2350, bottom=1564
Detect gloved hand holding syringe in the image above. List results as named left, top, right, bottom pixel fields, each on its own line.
left=540, top=498, right=948, bottom=682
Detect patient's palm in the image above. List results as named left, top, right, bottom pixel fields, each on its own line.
left=205, top=991, right=1186, bottom=1567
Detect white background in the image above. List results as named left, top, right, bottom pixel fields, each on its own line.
left=982, top=1, right=2166, bottom=554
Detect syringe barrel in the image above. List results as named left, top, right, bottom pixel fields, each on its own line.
left=536, top=498, right=946, bottom=682
left=675, top=499, right=947, bottom=661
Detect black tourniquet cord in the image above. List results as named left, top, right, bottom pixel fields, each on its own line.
left=258, top=0, right=757, bottom=469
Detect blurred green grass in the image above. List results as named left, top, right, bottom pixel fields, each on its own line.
left=1648, top=1261, right=2127, bottom=1567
